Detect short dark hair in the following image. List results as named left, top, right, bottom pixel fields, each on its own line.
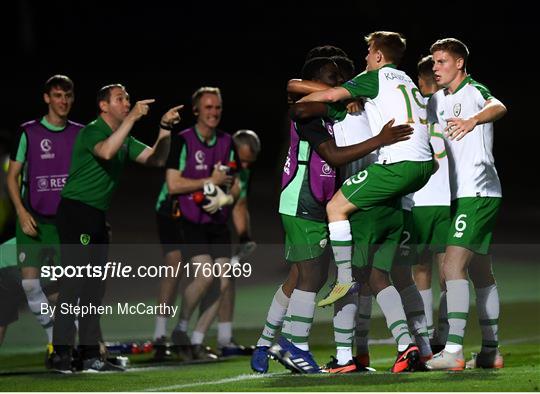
left=417, top=55, right=437, bottom=91
left=365, top=31, right=406, bottom=66
left=301, top=57, right=336, bottom=81
left=96, top=83, right=126, bottom=112
left=430, top=38, right=469, bottom=69
left=332, top=55, right=355, bottom=81
left=192, top=87, right=221, bottom=109
left=233, top=129, right=261, bottom=156
left=44, top=75, right=73, bottom=95
left=305, top=45, right=348, bottom=61
left=417, top=55, right=435, bottom=78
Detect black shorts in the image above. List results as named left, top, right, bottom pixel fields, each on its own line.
left=156, top=213, right=184, bottom=256
left=181, top=218, right=230, bottom=259
left=0, top=267, right=24, bottom=326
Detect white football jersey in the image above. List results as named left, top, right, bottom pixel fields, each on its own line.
left=333, top=110, right=377, bottom=179
left=432, top=76, right=502, bottom=199
left=344, top=65, right=432, bottom=164
left=412, top=95, right=451, bottom=207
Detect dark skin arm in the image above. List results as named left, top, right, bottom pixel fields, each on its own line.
left=315, top=121, right=409, bottom=168
left=289, top=102, right=328, bottom=121
left=289, top=102, right=413, bottom=168
left=287, top=79, right=330, bottom=104
left=288, top=79, right=330, bottom=95
left=288, top=79, right=362, bottom=111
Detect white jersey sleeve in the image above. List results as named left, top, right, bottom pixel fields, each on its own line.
left=333, top=111, right=373, bottom=147
left=333, top=111, right=378, bottom=179
left=412, top=95, right=451, bottom=207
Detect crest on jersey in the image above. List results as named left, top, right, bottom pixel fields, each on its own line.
left=453, top=103, right=461, bottom=117
left=80, top=234, right=91, bottom=246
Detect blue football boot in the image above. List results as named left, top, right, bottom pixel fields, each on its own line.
left=250, top=346, right=270, bottom=373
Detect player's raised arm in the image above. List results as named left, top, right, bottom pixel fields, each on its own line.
left=136, top=104, right=184, bottom=166
left=297, top=86, right=351, bottom=103
left=93, top=98, right=155, bottom=160
left=288, top=102, right=329, bottom=120
left=287, top=79, right=333, bottom=96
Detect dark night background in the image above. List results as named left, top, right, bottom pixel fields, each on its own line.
left=1, top=2, right=537, bottom=246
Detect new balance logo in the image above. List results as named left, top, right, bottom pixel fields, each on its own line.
left=454, top=232, right=464, bottom=238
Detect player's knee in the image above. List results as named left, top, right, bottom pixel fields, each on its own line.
left=369, top=268, right=390, bottom=295
left=469, top=267, right=495, bottom=288
left=281, top=281, right=295, bottom=297
left=368, top=279, right=385, bottom=296
left=297, top=269, right=321, bottom=292
left=219, top=277, right=232, bottom=293
left=442, top=260, right=465, bottom=280
left=194, top=275, right=214, bottom=292
left=393, top=274, right=414, bottom=291
left=413, top=270, right=431, bottom=289
left=414, top=262, right=432, bottom=276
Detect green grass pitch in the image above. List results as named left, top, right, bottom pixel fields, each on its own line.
left=0, top=261, right=539, bottom=391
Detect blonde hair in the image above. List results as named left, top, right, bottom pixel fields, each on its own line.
left=192, top=86, right=221, bottom=108
left=365, top=31, right=406, bottom=65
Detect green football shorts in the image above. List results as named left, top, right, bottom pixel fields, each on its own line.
left=341, top=160, right=433, bottom=210
left=394, top=209, right=418, bottom=266
left=446, top=197, right=501, bottom=255
left=281, top=214, right=328, bottom=262
left=412, top=205, right=451, bottom=255
left=350, top=201, right=403, bottom=272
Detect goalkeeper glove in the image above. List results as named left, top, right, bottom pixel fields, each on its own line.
left=202, top=183, right=233, bottom=214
